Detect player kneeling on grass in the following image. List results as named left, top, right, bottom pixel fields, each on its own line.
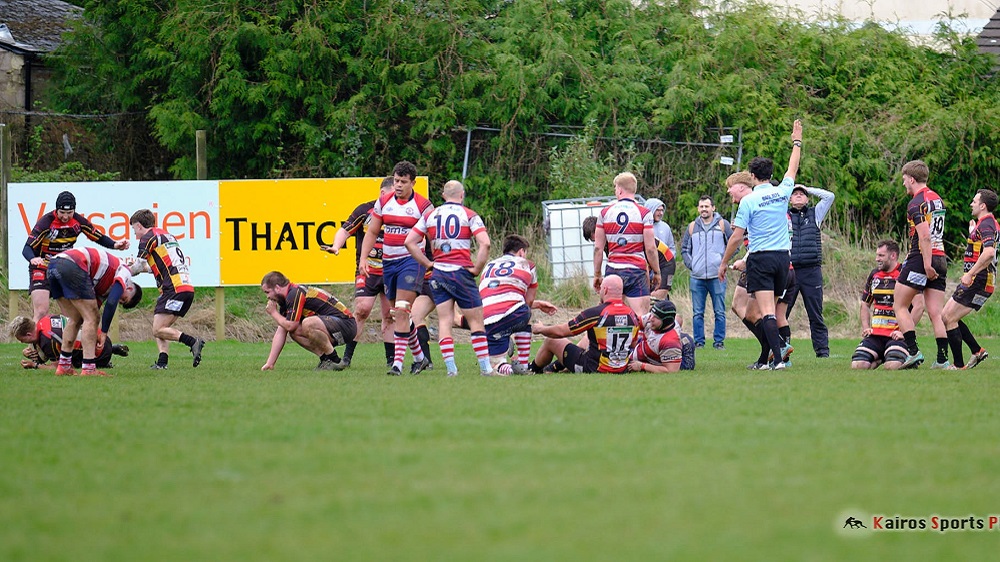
left=528, top=274, right=639, bottom=374
left=852, top=240, right=911, bottom=370
left=260, top=271, right=356, bottom=371
left=129, top=209, right=206, bottom=369
left=9, top=314, right=129, bottom=371
left=46, top=247, right=142, bottom=377
left=629, top=299, right=685, bottom=373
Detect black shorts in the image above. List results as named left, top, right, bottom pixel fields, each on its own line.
left=319, top=315, right=357, bottom=347
left=418, top=273, right=433, bottom=299
left=745, top=251, right=790, bottom=295
left=155, top=290, right=194, bottom=316
left=853, top=334, right=908, bottom=364
left=562, top=343, right=600, bottom=374
left=655, top=259, right=676, bottom=292
left=355, top=273, right=385, bottom=299
left=777, top=268, right=797, bottom=304
left=46, top=258, right=96, bottom=301
left=29, top=264, right=49, bottom=293
left=898, top=254, right=948, bottom=292
left=951, top=277, right=993, bottom=311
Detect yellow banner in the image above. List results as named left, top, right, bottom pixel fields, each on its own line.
left=219, top=177, right=429, bottom=285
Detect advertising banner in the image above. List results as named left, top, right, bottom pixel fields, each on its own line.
left=7, top=181, right=221, bottom=289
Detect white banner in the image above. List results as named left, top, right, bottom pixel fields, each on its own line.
left=7, top=181, right=221, bottom=289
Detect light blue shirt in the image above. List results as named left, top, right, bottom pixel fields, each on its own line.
left=734, top=177, right=795, bottom=253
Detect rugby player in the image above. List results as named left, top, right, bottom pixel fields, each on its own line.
left=260, top=271, right=355, bottom=371
left=358, top=161, right=434, bottom=376
left=529, top=274, right=640, bottom=374
left=629, top=299, right=683, bottom=373
left=45, top=247, right=143, bottom=376
left=9, top=314, right=129, bottom=370
left=893, top=160, right=948, bottom=369
left=406, top=180, right=493, bottom=376
left=851, top=240, right=910, bottom=370
left=592, top=172, right=661, bottom=316
left=23, top=190, right=130, bottom=323
left=323, top=176, right=394, bottom=367
left=129, top=209, right=205, bottom=369
left=941, top=189, right=997, bottom=369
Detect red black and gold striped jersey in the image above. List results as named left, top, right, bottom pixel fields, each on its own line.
left=279, top=283, right=353, bottom=323
left=342, top=201, right=384, bottom=276
left=567, top=299, right=640, bottom=373
left=906, top=187, right=946, bottom=258
left=26, top=211, right=110, bottom=261
left=964, top=213, right=998, bottom=290
left=861, top=264, right=901, bottom=337
left=136, top=227, right=193, bottom=294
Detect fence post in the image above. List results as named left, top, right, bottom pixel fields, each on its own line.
left=1, top=123, right=9, bottom=289
left=197, top=130, right=224, bottom=342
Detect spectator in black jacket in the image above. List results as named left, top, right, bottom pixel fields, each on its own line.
left=785, top=184, right=835, bottom=357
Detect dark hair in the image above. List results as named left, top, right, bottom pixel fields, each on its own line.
left=977, top=189, right=998, bottom=213
left=502, top=234, right=530, bottom=255
left=877, top=239, right=899, bottom=256
left=698, top=195, right=714, bottom=205
left=748, top=157, right=773, bottom=182
left=130, top=209, right=156, bottom=228
left=122, top=284, right=143, bottom=309
left=261, top=271, right=290, bottom=288
left=392, top=161, right=417, bottom=181
left=582, top=216, right=598, bottom=242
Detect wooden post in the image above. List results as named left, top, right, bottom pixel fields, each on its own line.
left=196, top=129, right=224, bottom=342
left=1, top=123, right=10, bottom=289
left=9, top=290, right=18, bottom=319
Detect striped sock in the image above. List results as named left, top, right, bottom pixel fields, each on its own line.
left=439, top=337, right=455, bottom=364
left=407, top=323, right=425, bottom=361
left=497, top=362, right=514, bottom=375
left=393, top=331, right=408, bottom=370
left=471, top=331, right=491, bottom=372
left=514, top=332, right=532, bottom=365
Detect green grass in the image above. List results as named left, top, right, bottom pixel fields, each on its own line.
left=2, top=337, right=999, bottom=561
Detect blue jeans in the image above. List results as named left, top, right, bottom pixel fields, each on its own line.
left=690, top=277, right=727, bottom=346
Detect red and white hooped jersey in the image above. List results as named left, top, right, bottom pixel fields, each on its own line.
left=51, top=247, right=131, bottom=301
left=479, top=254, right=537, bottom=324
left=373, top=191, right=433, bottom=262
left=631, top=313, right=682, bottom=366
left=597, top=199, right=653, bottom=271
left=412, top=202, right=486, bottom=272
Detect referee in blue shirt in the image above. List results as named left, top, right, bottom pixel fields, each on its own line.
left=718, top=119, right=803, bottom=370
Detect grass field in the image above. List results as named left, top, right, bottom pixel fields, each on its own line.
left=2, top=337, right=998, bottom=561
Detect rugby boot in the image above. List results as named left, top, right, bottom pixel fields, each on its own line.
left=966, top=349, right=989, bottom=369
left=191, top=338, right=206, bottom=367
left=900, top=351, right=924, bottom=369
left=112, top=344, right=130, bottom=357
left=410, top=357, right=431, bottom=375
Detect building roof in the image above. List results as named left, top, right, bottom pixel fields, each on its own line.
left=978, top=9, right=1000, bottom=61
left=0, top=0, right=83, bottom=54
